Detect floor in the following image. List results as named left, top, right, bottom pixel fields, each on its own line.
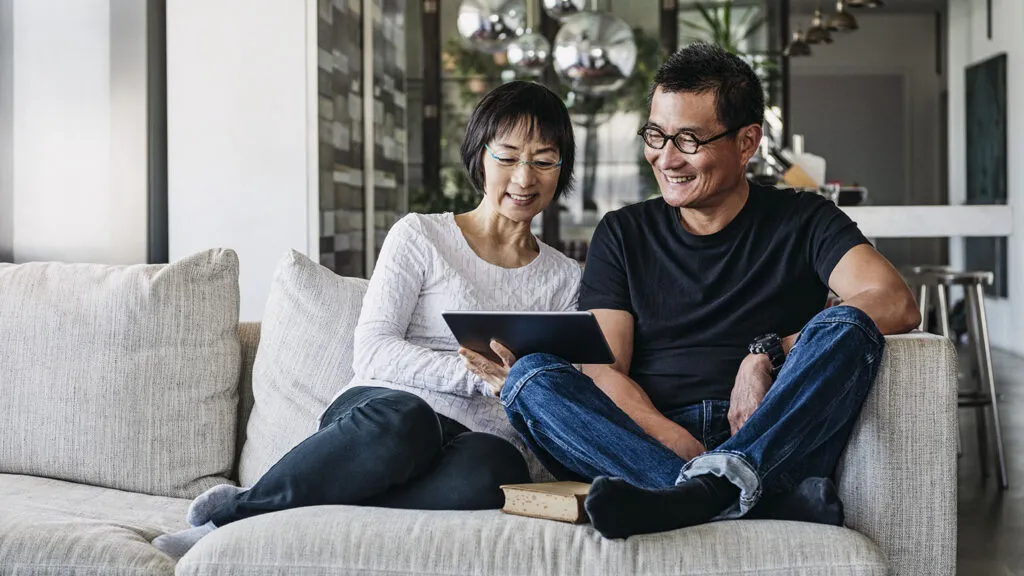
left=956, top=346, right=1024, bottom=575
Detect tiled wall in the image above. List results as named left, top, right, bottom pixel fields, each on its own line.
left=317, top=0, right=407, bottom=278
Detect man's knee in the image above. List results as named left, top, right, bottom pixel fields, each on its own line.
left=803, top=305, right=885, bottom=356
left=502, top=353, right=577, bottom=405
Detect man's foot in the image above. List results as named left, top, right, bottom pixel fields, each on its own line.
left=747, top=477, right=844, bottom=525
left=584, top=475, right=739, bottom=539
left=186, top=484, right=246, bottom=527
left=151, top=521, right=216, bottom=560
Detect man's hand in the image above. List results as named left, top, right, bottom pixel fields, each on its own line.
left=729, top=353, right=774, bottom=435
left=460, top=340, right=517, bottom=396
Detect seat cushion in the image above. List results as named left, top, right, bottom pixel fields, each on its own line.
left=0, top=474, right=190, bottom=575
left=0, top=249, right=241, bottom=498
left=178, top=506, right=888, bottom=576
left=237, top=250, right=368, bottom=487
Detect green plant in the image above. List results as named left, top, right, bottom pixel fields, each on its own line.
left=680, top=0, right=766, bottom=54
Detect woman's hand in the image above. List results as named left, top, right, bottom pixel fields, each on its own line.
left=460, top=340, right=517, bottom=396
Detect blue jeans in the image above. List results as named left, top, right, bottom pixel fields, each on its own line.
left=500, top=305, right=884, bottom=519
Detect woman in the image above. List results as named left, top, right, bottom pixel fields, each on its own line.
left=153, top=81, right=581, bottom=559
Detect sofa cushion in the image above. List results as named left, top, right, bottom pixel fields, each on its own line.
left=0, top=473, right=189, bottom=575
left=177, top=506, right=887, bottom=576
left=0, top=249, right=240, bottom=498
left=238, top=250, right=368, bottom=486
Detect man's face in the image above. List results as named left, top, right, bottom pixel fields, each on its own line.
left=643, top=86, right=756, bottom=210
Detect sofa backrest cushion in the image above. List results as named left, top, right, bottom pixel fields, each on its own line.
left=237, top=250, right=368, bottom=487
left=0, top=249, right=241, bottom=498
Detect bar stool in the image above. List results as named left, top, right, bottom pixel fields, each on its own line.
left=902, top=267, right=1008, bottom=488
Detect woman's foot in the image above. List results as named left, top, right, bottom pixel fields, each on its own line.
left=151, top=521, right=216, bottom=560
left=186, top=484, right=246, bottom=527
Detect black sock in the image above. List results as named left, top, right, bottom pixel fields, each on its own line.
left=584, top=475, right=740, bottom=539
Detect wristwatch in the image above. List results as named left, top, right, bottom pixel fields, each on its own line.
left=748, top=333, right=785, bottom=377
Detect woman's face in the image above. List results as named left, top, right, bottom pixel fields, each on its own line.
left=479, top=123, right=562, bottom=223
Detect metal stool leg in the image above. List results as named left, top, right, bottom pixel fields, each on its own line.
left=965, top=288, right=990, bottom=479
left=917, top=284, right=930, bottom=332
left=936, top=283, right=951, bottom=339
left=971, top=282, right=1008, bottom=489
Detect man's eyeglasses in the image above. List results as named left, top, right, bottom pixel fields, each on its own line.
left=484, top=143, right=563, bottom=172
left=637, top=124, right=739, bottom=154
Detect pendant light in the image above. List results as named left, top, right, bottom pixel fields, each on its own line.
left=827, top=0, right=858, bottom=33
left=805, top=8, right=833, bottom=44
left=848, top=0, right=885, bottom=7
left=784, top=28, right=812, bottom=57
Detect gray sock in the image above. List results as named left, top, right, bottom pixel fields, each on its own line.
left=152, top=521, right=216, bottom=560
left=186, top=484, right=246, bottom=527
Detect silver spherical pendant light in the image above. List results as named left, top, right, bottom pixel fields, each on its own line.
left=542, top=0, right=587, bottom=21
left=507, top=0, right=550, bottom=76
left=457, top=0, right=527, bottom=53
left=552, top=10, right=637, bottom=96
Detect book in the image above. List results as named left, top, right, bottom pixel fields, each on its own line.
left=499, top=481, right=591, bottom=524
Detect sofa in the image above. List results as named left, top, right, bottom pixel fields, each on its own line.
left=0, top=248, right=958, bottom=575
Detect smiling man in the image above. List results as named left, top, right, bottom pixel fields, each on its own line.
left=492, top=43, right=921, bottom=539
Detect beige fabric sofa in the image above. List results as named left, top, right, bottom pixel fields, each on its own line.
left=0, top=250, right=957, bottom=576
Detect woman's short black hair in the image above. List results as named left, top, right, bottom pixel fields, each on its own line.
left=649, top=42, right=765, bottom=131
left=460, top=81, right=575, bottom=201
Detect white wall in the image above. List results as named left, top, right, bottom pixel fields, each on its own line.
left=789, top=13, right=944, bottom=203
left=0, top=0, right=12, bottom=262
left=788, top=11, right=946, bottom=269
left=948, top=0, right=1024, bottom=354
left=167, top=0, right=316, bottom=321
left=7, top=0, right=147, bottom=264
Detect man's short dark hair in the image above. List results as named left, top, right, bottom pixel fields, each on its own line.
left=460, top=81, right=575, bottom=200
left=650, top=42, right=765, bottom=131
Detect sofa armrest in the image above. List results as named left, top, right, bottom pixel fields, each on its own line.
left=836, top=332, right=958, bottom=576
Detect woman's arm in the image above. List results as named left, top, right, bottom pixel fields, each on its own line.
left=352, top=217, right=489, bottom=397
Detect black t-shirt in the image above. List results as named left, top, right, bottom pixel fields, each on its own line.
left=579, top=183, right=869, bottom=412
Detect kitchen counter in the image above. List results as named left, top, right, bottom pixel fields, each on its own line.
left=840, top=205, right=1013, bottom=238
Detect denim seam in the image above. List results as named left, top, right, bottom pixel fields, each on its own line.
left=678, top=449, right=762, bottom=511
left=528, top=422, right=597, bottom=479
left=807, top=317, right=885, bottom=348
left=757, top=354, right=875, bottom=484
left=500, top=363, right=572, bottom=408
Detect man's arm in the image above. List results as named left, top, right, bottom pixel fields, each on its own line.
left=728, top=244, right=920, bottom=434
left=582, top=309, right=706, bottom=461
left=827, top=243, right=921, bottom=334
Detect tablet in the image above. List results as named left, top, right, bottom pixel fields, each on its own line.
left=442, top=311, right=615, bottom=365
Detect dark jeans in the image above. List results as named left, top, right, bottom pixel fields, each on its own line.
left=210, top=386, right=531, bottom=526
left=500, top=305, right=885, bottom=519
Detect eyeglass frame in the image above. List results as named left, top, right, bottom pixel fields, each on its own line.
left=636, top=123, right=741, bottom=154
left=483, top=143, right=563, bottom=171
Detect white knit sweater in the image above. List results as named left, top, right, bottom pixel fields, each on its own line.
left=338, top=212, right=582, bottom=481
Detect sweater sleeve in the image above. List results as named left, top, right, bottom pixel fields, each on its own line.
left=351, top=216, right=489, bottom=397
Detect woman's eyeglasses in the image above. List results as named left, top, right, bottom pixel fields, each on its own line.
left=484, top=144, right=562, bottom=172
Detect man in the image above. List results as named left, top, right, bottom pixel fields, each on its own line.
left=461, top=43, right=920, bottom=539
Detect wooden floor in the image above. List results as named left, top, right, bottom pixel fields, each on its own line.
left=956, top=346, right=1024, bottom=575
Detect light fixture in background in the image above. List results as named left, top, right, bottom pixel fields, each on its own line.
left=542, top=0, right=587, bottom=21
left=784, top=28, right=812, bottom=57
left=507, top=0, right=550, bottom=76
left=847, top=0, right=885, bottom=7
left=805, top=8, right=833, bottom=44
left=457, top=0, right=527, bottom=53
left=827, top=0, right=859, bottom=32
left=553, top=7, right=637, bottom=96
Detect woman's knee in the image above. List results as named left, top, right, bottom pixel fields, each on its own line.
left=325, top=388, right=443, bottom=453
